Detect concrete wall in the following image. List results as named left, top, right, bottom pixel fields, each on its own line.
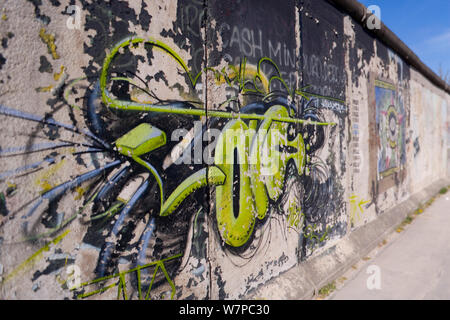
left=0, top=0, right=448, bottom=300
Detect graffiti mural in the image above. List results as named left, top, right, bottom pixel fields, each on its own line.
left=0, top=0, right=348, bottom=300
left=375, top=79, right=406, bottom=180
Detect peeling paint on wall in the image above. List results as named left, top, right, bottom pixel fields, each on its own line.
left=0, top=0, right=448, bottom=300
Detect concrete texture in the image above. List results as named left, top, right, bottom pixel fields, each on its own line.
left=0, top=0, right=448, bottom=300
left=331, top=190, right=450, bottom=300
left=249, top=178, right=450, bottom=299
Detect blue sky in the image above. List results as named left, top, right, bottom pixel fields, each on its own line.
left=358, top=0, right=450, bottom=81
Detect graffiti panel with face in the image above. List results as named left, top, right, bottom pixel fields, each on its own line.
left=375, top=79, right=406, bottom=179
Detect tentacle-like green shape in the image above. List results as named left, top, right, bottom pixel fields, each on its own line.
left=99, top=37, right=337, bottom=127
left=132, top=156, right=165, bottom=213
left=100, top=36, right=201, bottom=106
left=160, top=166, right=226, bottom=217
left=214, top=119, right=259, bottom=247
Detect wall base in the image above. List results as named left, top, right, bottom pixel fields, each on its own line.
left=248, top=178, right=450, bottom=300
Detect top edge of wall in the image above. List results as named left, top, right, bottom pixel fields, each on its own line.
left=326, top=0, right=450, bottom=95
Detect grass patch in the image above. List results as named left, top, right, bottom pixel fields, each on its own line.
left=318, top=281, right=336, bottom=298
left=403, top=216, right=414, bottom=224
left=414, top=208, right=424, bottom=215
left=396, top=214, right=415, bottom=233
left=439, top=187, right=448, bottom=195
left=401, top=214, right=414, bottom=226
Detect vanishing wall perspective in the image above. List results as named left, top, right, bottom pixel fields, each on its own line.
left=0, top=0, right=448, bottom=300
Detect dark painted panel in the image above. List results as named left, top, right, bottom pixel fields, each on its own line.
left=208, top=0, right=298, bottom=95
left=300, top=0, right=346, bottom=101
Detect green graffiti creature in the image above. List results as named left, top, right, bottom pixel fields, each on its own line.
left=0, top=36, right=341, bottom=291
left=98, top=36, right=335, bottom=248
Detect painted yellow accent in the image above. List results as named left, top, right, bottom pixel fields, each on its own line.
left=287, top=201, right=303, bottom=230
left=375, top=79, right=396, bottom=91
left=36, top=67, right=65, bottom=94
left=379, top=167, right=399, bottom=178
left=74, top=187, right=86, bottom=200
left=39, top=28, right=60, bottom=60
left=212, top=63, right=270, bottom=94
left=349, top=194, right=370, bottom=224
left=115, top=123, right=166, bottom=157
left=2, top=229, right=70, bottom=284
left=6, top=182, right=17, bottom=189
left=53, top=66, right=65, bottom=81
left=35, top=159, right=66, bottom=194
left=36, top=85, right=54, bottom=93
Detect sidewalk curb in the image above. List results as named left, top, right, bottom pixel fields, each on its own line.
left=247, top=178, right=450, bottom=300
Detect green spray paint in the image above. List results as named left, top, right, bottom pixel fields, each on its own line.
left=73, top=254, right=182, bottom=300
left=99, top=37, right=339, bottom=127
left=96, top=37, right=341, bottom=248
left=214, top=105, right=306, bottom=247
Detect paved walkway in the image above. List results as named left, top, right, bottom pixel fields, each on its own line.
left=331, top=193, right=450, bottom=300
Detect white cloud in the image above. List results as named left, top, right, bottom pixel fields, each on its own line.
left=427, top=29, right=450, bottom=44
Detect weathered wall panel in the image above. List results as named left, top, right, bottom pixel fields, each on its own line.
left=0, top=0, right=448, bottom=300
left=408, top=69, right=448, bottom=194
left=299, top=0, right=348, bottom=260
left=205, top=0, right=304, bottom=299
